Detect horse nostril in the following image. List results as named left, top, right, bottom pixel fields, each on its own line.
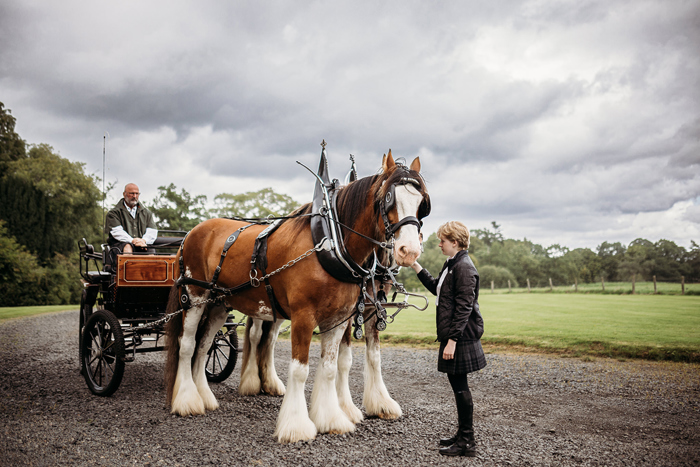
left=398, top=245, right=408, bottom=257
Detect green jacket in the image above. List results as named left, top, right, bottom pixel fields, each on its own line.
left=105, top=199, right=157, bottom=244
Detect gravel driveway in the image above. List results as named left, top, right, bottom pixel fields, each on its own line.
left=1, top=310, right=698, bottom=466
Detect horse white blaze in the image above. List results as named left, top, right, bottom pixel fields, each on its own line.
left=275, top=359, right=317, bottom=443
left=393, top=184, right=424, bottom=267
left=309, top=325, right=355, bottom=435
left=191, top=306, right=228, bottom=411
left=239, top=318, right=264, bottom=395
left=363, top=329, right=402, bottom=419
left=171, top=303, right=206, bottom=416
left=336, top=339, right=363, bottom=424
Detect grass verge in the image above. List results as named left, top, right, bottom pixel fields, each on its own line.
left=0, top=305, right=78, bottom=322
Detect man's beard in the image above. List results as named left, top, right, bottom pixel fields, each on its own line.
left=125, top=199, right=138, bottom=208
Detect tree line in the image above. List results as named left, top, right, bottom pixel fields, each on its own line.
left=2, top=102, right=697, bottom=305
left=397, top=222, right=700, bottom=292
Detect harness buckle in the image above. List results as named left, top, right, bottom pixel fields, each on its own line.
left=249, top=269, right=261, bottom=287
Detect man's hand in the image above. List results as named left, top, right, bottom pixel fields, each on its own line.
left=132, top=238, right=147, bottom=248
left=442, top=339, right=457, bottom=360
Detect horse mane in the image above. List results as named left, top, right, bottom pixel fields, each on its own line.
left=335, top=174, right=380, bottom=233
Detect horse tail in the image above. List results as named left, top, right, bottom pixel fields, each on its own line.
left=164, top=284, right=182, bottom=406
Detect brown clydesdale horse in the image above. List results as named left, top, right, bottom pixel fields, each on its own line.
left=164, top=151, right=428, bottom=443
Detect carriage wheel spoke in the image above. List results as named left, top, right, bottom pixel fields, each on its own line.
left=212, top=349, right=223, bottom=373
left=215, top=347, right=229, bottom=370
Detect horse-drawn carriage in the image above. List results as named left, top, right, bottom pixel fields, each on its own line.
left=78, top=234, right=241, bottom=396
left=77, top=143, right=431, bottom=443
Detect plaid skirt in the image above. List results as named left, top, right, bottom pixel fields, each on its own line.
left=437, top=339, right=487, bottom=375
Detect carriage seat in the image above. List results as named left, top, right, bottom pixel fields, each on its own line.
left=79, top=240, right=112, bottom=283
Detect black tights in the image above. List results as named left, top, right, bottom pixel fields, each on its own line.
left=447, top=373, right=471, bottom=394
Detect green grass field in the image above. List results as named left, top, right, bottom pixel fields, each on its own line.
left=3, top=293, right=699, bottom=362
left=380, top=294, right=700, bottom=362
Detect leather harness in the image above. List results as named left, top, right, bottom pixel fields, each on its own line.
left=174, top=143, right=430, bottom=335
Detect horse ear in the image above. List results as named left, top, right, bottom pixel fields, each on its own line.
left=409, top=156, right=421, bottom=173
left=383, top=150, right=395, bottom=172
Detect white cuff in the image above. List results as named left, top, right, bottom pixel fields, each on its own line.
left=110, top=225, right=133, bottom=243
left=143, top=228, right=158, bottom=245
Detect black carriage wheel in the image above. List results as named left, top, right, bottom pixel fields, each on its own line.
left=81, top=310, right=125, bottom=396
left=205, top=326, right=239, bottom=383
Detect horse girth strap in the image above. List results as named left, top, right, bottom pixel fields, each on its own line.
left=250, top=220, right=290, bottom=322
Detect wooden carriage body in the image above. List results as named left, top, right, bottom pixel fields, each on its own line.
left=77, top=236, right=240, bottom=397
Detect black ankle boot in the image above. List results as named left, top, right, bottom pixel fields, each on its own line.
left=439, top=391, right=476, bottom=457
left=439, top=431, right=458, bottom=447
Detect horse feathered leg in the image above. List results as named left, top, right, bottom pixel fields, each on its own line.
left=260, top=319, right=286, bottom=396
left=362, top=314, right=402, bottom=419
left=171, top=301, right=207, bottom=416
left=239, top=317, right=263, bottom=395
left=336, top=323, right=363, bottom=424
left=192, top=304, right=228, bottom=411
left=309, top=321, right=356, bottom=435
left=275, top=317, right=317, bottom=443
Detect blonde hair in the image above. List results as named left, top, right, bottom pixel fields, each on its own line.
left=437, top=221, right=470, bottom=250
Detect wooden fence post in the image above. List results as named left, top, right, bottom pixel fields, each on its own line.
left=574, top=277, right=578, bottom=292
left=527, top=278, right=531, bottom=293
left=632, top=274, right=636, bottom=294
left=491, top=281, right=494, bottom=293
left=601, top=276, right=605, bottom=292
left=653, top=275, right=657, bottom=294
left=682, top=276, right=685, bottom=295
left=549, top=278, right=553, bottom=292
left=508, top=280, right=511, bottom=293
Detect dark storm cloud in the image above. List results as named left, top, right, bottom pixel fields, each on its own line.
left=2, top=0, right=699, bottom=247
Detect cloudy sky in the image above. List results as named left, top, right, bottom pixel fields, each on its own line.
left=2, top=0, right=699, bottom=250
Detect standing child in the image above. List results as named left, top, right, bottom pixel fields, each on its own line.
left=410, top=221, right=486, bottom=457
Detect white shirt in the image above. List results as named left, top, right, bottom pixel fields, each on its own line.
left=110, top=202, right=158, bottom=245
left=436, top=254, right=457, bottom=305
left=126, top=203, right=137, bottom=218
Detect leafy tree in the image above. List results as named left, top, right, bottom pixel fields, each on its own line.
left=0, top=221, right=81, bottom=306
left=0, top=220, right=46, bottom=306
left=687, top=241, right=700, bottom=282
left=619, top=238, right=656, bottom=282
left=1, top=144, right=102, bottom=260
left=471, top=221, right=504, bottom=248
left=150, top=183, right=209, bottom=231
left=652, top=239, right=686, bottom=281
left=0, top=102, right=26, bottom=168
left=211, top=187, right=300, bottom=219
left=472, top=238, right=545, bottom=287
left=597, top=241, right=626, bottom=281
left=479, top=264, right=518, bottom=289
